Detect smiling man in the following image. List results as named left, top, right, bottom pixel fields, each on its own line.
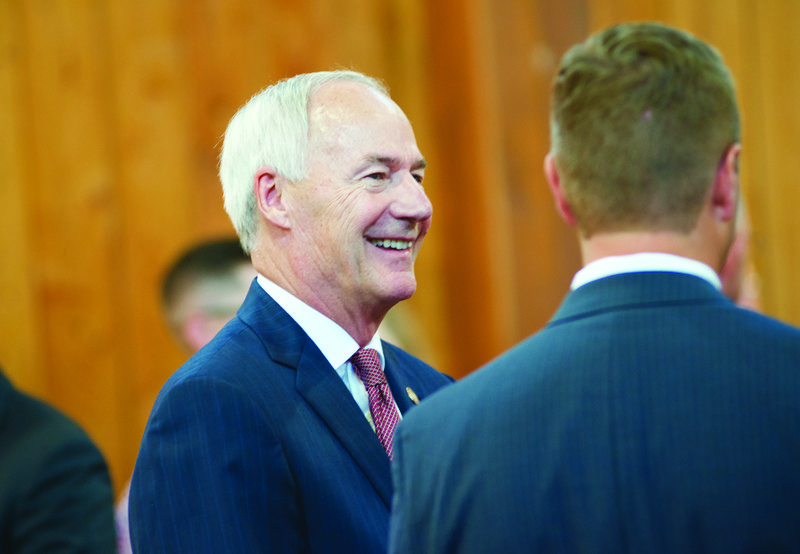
left=129, top=71, right=453, bottom=554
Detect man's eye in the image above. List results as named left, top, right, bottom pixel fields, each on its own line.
left=366, top=172, right=388, bottom=180
left=412, top=173, right=424, bottom=184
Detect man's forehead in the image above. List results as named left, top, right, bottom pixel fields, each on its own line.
left=309, top=82, right=401, bottom=129
left=311, top=80, right=393, bottom=108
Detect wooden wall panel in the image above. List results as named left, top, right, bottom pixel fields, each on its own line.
left=2, top=0, right=800, bottom=496
left=378, top=0, right=451, bottom=372
left=17, top=0, right=124, bottom=485
left=105, top=0, right=203, bottom=487
left=752, top=1, right=800, bottom=324
left=420, top=0, right=519, bottom=375
left=737, top=2, right=773, bottom=318
left=484, top=0, right=585, bottom=347
left=180, top=0, right=274, bottom=233
left=0, top=0, right=44, bottom=393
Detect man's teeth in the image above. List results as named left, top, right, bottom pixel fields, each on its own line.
left=369, top=239, right=412, bottom=250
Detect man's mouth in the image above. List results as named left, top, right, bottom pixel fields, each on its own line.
left=368, top=238, right=413, bottom=251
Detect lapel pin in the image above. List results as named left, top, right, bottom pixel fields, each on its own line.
left=406, top=387, right=420, bottom=405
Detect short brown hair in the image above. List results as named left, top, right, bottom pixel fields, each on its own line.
left=550, top=22, right=740, bottom=236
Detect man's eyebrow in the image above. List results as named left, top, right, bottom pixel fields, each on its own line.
left=365, top=155, right=427, bottom=170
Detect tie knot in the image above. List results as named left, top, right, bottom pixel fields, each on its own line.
left=351, top=348, right=384, bottom=387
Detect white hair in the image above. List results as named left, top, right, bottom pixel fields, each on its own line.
left=219, top=70, right=389, bottom=254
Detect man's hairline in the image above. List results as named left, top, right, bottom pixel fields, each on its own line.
left=292, top=80, right=416, bottom=183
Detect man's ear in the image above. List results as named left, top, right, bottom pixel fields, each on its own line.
left=544, top=153, right=577, bottom=226
left=711, top=143, right=741, bottom=223
left=254, top=166, right=291, bottom=230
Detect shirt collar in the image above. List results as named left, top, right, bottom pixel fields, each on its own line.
left=256, top=274, right=384, bottom=373
left=571, top=252, right=722, bottom=291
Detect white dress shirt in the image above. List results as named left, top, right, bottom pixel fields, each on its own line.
left=571, top=252, right=722, bottom=291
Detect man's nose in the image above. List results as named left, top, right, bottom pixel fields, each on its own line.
left=391, top=172, right=433, bottom=222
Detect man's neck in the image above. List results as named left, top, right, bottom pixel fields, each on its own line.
left=254, top=270, right=384, bottom=347
left=580, top=229, right=727, bottom=273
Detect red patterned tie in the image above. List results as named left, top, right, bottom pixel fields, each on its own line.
left=351, top=348, right=400, bottom=459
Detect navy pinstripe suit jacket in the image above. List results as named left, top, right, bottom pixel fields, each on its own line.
left=130, top=282, right=453, bottom=553
left=390, top=272, right=800, bottom=553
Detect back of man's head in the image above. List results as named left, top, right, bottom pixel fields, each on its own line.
left=550, top=22, right=740, bottom=237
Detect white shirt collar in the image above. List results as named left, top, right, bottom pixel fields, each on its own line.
left=571, top=252, right=722, bottom=291
left=255, top=274, right=384, bottom=374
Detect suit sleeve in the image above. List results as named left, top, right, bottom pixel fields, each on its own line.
left=129, top=376, right=302, bottom=553
left=12, top=416, right=116, bottom=554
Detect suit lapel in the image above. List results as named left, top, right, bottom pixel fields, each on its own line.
left=384, top=347, right=417, bottom=415
left=294, top=345, right=393, bottom=508
left=239, top=283, right=393, bottom=508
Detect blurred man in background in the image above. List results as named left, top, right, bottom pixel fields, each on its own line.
left=159, top=238, right=255, bottom=353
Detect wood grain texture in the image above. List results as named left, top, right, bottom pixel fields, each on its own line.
left=0, top=0, right=44, bottom=393
left=16, top=0, right=123, bottom=485
left=1, top=0, right=798, bottom=494
left=750, top=1, right=800, bottom=323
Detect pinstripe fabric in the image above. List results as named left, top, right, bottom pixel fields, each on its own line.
left=129, top=281, right=453, bottom=554
left=390, top=272, right=800, bottom=554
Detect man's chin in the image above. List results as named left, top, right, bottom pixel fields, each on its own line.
left=379, top=277, right=417, bottom=305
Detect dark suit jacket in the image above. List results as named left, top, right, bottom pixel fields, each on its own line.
left=0, top=369, right=116, bottom=553
left=130, top=282, right=453, bottom=553
left=390, top=272, right=800, bottom=553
